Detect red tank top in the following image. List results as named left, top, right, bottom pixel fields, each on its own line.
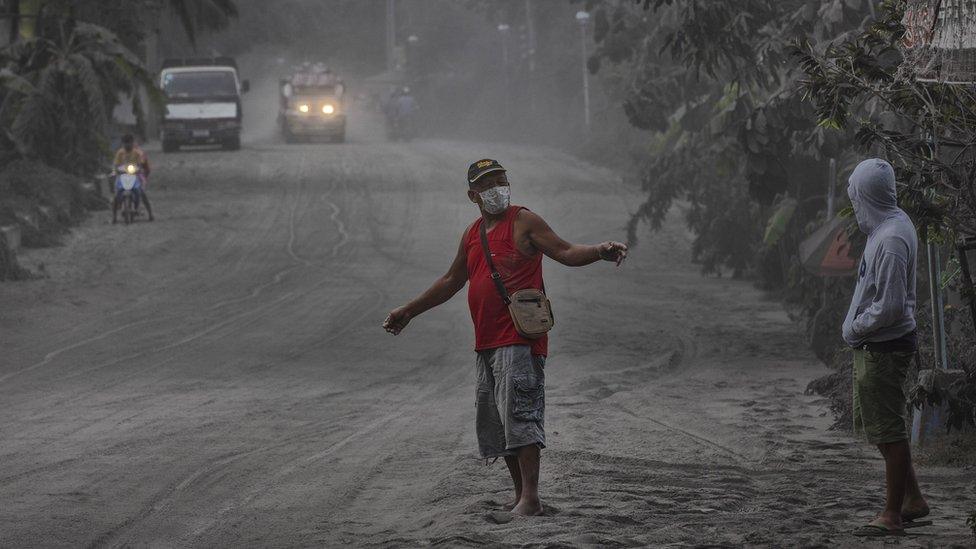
left=466, top=205, right=548, bottom=356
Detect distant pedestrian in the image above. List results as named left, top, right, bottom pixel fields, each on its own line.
left=843, top=159, right=928, bottom=537
left=383, top=159, right=627, bottom=517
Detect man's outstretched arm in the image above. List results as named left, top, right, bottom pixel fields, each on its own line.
left=520, top=210, right=627, bottom=267
left=383, top=232, right=469, bottom=335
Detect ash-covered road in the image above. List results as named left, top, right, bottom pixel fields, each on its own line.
left=1, top=121, right=973, bottom=547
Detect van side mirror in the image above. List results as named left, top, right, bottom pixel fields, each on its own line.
left=241, top=79, right=250, bottom=94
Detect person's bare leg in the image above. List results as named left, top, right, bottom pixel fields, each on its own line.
left=511, top=444, right=542, bottom=516
left=869, top=441, right=910, bottom=530
left=141, top=191, right=154, bottom=221
left=503, top=455, right=522, bottom=510
left=901, top=452, right=928, bottom=521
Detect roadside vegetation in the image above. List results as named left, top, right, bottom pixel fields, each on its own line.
left=583, top=0, right=976, bottom=437
left=0, top=0, right=236, bottom=279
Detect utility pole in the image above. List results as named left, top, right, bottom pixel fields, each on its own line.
left=826, top=157, right=837, bottom=218
left=524, top=0, right=536, bottom=74
left=498, top=23, right=511, bottom=124
left=386, top=0, right=396, bottom=72
left=575, top=10, right=591, bottom=131
left=524, top=0, right=536, bottom=120
left=144, top=3, right=161, bottom=141
left=927, top=242, right=949, bottom=371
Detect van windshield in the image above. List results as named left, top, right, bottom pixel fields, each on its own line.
left=164, top=71, right=237, bottom=100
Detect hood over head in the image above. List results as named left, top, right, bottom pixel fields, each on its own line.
left=847, top=158, right=899, bottom=234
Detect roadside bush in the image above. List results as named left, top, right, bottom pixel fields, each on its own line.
left=0, top=241, right=31, bottom=281
left=805, top=358, right=853, bottom=431
left=0, top=159, right=98, bottom=248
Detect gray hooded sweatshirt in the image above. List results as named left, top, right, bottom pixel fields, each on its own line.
left=841, top=159, right=918, bottom=347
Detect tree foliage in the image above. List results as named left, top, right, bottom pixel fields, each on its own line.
left=0, top=0, right=237, bottom=176
left=165, top=0, right=238, bottom=47
left=795, top=0, right=976, bottom=238
left=795, top=0, right=976, bottom=431
left=0, top=20, right=156, bottom=175
left=588, top=0, right=976, bottom=432
left=587, top=0, right=870, bottom=277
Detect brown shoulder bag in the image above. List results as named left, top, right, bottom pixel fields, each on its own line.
left=479, top=221, right=554, bottom=339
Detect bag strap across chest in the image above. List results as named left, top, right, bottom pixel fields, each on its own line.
left=479, top=221, right=512, bottom=306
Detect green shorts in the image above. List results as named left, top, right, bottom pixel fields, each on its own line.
left=852, top=349, right=914, bottom=444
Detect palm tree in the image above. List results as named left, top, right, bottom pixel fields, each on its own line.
left=0, top=0, right=238, bottom=174
left=0, top=20, right=157, bottom=175
left=164, top=0, right=238, bottom=48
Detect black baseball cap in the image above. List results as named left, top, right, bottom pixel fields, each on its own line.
left=467, top=159, right=506, bottom=184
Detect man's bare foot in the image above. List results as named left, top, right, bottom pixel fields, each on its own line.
left=871, top=512, right=903, bottom=530
left=511, top=498, right=543, bottom=516
left=503, top=499, right=519, bottom=511
left=852, top=516, right=907, bottom=537
left=901, top=499, right=929, bottom=522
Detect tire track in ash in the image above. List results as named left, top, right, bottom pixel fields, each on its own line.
left=0, top=173, right=300, bottom=450
left=1, top=150, right=285, bottom=357
left=47, top=146, right=435, bottom=546
left=30, top=155, right=333, bottom=398
left=188, top=151, right=490, bottom=544
left=0, top=152, right=295, bottom=386
left=85, top=417, right=355, bottom=549
left=0, top=153, right=338, bottom=468
left=186, top=370, right=468, bottom=547
left=88, top=148, right=410, bottom=546
left=165, top=150, right=442, bottom=545
left=65, top=156, right=347, bottom=546
left=2, top=148, right=394, bottom=548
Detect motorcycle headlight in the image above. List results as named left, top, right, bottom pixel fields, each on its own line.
left=125, top=164, right=137, bottom=175
left=322, top=104, right=335, bottom=114
left=299, top=104, right=310, bottom=113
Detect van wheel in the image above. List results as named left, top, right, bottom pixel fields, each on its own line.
left=162, top=140, right=179, bottom=153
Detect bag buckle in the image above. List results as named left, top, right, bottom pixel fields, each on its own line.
left=490, top=272, right=502, bottom=280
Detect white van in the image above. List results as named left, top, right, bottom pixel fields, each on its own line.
left=159, top=57, right=249, bottom=152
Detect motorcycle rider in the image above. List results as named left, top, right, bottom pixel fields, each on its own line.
left=112, top=134, right=154, bottom=223
left=385, top=86, right=418, bottom=139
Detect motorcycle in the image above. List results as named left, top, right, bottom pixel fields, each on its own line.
left=113, top=163, right=143, bottom=225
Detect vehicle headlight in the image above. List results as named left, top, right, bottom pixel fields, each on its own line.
left=125, top=164, right=137, bottom=175
left=322, top=104, right=335, bottom=114
left=299, top=104, right=310, bottom=113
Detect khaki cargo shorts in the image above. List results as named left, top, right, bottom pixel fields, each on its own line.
left=475, top=344, right=546, bottom=459
left=852, top=348, right=915, bottom=445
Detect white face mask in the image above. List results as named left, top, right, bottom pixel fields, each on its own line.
left=478, top=186, right=510, bottom=214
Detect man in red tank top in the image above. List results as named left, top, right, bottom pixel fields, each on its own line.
left=384, top=159, right=628, bottom=517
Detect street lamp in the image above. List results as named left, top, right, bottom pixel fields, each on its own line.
left=497, top=23, right=511, bottom=67
left=575, top=10, right=591, bottom=131
left=406, top=34, right=420, bottom=77
left=386, top=0, right=396, bottom=72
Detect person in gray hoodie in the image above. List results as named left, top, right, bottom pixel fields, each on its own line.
left=843, top=159, right=928, bottom=537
